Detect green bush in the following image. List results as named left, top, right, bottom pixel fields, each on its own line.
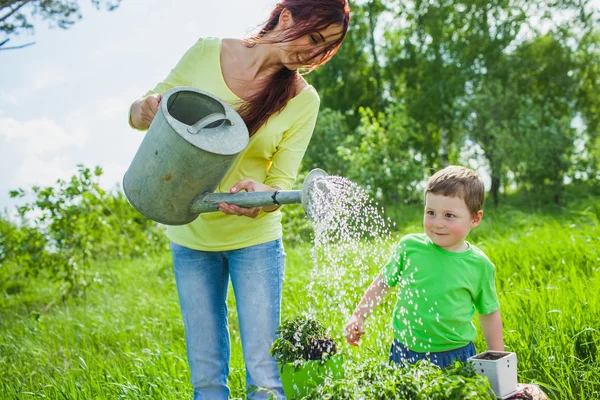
left=281, top=202, right=314, bottom=245
left=2, top=165, right=168, bottom=298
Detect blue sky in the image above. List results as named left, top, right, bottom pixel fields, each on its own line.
left=0, top=0, right=278, bottom=213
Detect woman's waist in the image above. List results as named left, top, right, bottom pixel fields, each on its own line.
left=165, top=210, right=283, bottom=251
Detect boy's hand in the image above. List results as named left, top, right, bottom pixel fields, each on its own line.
left=344, top=314, right=366, bottom=346
left=343, top=272, right=390, bottom=347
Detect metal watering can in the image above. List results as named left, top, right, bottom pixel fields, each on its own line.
left=123, top=87, right=328, bottom=226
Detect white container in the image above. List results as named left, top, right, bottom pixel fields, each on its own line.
left=469, top=351, right=518, bottom=399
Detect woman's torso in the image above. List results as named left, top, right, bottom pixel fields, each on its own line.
left=145, top=38, right=320, bottom=251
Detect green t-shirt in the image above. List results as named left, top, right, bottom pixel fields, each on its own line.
left=382, top=233, right=499, bottom=353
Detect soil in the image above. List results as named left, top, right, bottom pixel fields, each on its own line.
left=307, top=338, right=337, bottom=361
left=472, top=351, right=510, bottom=360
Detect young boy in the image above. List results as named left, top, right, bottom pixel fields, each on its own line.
left=344, top=165, right=504, bottom=368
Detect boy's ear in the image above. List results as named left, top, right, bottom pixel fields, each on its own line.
left=471, top=210, right=484, bottom=228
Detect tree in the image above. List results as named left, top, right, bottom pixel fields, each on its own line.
left=573, top=26, right=600, bottom=182
left=446, top=0, right=597, bottom=205
left=468, top=30, right=585, bottom=205
left=465, top=78, right=517, bottom=207
left=0, top=0, right=120, bottom=50
left=509, top=32, right=580, bottom=205
left=302, top=108, right=352, bottom=176
left=339, top=106, right=424, bottom=205
left=304, top=1, right=389, bottom=179
left=306, top=0, right=387, bottom=127
left=304, top=0, right=599, bottom=205
left=384, top=0, right=529, bottom=170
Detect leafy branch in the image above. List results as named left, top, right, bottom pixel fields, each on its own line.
left=0, top=0, right=120, bottom=50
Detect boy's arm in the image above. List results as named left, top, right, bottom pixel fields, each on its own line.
left=344, top=272, right=392, bottom=346
left=479, top=309, right=504, bottom=351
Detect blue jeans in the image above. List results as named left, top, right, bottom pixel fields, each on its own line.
left=171, top=239, right=286, bottom=400
left=389, top=339, right=476, bottom=369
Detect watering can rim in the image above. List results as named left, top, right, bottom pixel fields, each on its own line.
left=161, top=86, right=249, bottom=156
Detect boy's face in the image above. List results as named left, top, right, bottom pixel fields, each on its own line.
left=423, top=193, right=483, bottom=252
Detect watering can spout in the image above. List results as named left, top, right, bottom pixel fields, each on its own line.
left=189, top=168, right=328, bottom=221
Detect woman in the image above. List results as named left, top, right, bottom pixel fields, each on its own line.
left=128, top=1, right=350, bottom=399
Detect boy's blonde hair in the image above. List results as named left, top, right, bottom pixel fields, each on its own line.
left=425, top=165, right=485, bottom=216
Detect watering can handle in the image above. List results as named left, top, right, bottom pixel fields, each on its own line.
left=187, top=113, right=233, bottom=135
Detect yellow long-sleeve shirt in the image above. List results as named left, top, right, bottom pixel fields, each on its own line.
left=131, top=37, right=320, bottom=251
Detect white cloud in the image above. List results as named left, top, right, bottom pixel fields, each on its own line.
left=0, top=91, right=18, bottom=107
left=0, top=116, right=87, bottom=152
left=0, top=115, right=89, bottom=189
left=0, top=67, right=70, bottom=116
left=20, top=67, right=68, bottom=97
left=95, top=94, right=135, bottom=120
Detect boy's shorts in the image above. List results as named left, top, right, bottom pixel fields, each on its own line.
left=389, top=339, right=476, bottom=369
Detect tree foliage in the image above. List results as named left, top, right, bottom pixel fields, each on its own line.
left=303, top=108, right=352, bottom=177
left=466, top=29, right=583, bottom=205
left=306, top=1, right=387, bottom=127
left=339, top=106, right=424, bottom=204
left=0, top=0, right=120, bottom=49
left=303, top=0, right=600, bottom=206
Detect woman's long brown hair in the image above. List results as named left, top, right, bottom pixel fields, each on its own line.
left=239, top=0, right=350, bottom=136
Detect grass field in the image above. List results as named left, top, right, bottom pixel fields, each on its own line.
left=1, top=202, right=599, bottom=399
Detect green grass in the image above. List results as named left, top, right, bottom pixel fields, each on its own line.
left=1, top=203, right=599, bottom=399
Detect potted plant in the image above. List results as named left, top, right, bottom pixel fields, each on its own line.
left=469, top=351, right=518, bottom=399
left=270, top=316, right=344, bottom=399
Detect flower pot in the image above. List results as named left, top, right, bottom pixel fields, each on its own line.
left=469, top=351, right=518, bottom=399
left=280, top=354, right=344, bottom=399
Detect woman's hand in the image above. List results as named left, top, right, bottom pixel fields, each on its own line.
left=218, top=179, right=280, bottom=218
left=130, top=94, right=162, bottom=130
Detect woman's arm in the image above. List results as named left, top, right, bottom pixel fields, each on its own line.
left=263, top=92, right=320, bottom=191
left=479, top=309, right=504, bottom=351
left=128, top=39, right=204, bottom=130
